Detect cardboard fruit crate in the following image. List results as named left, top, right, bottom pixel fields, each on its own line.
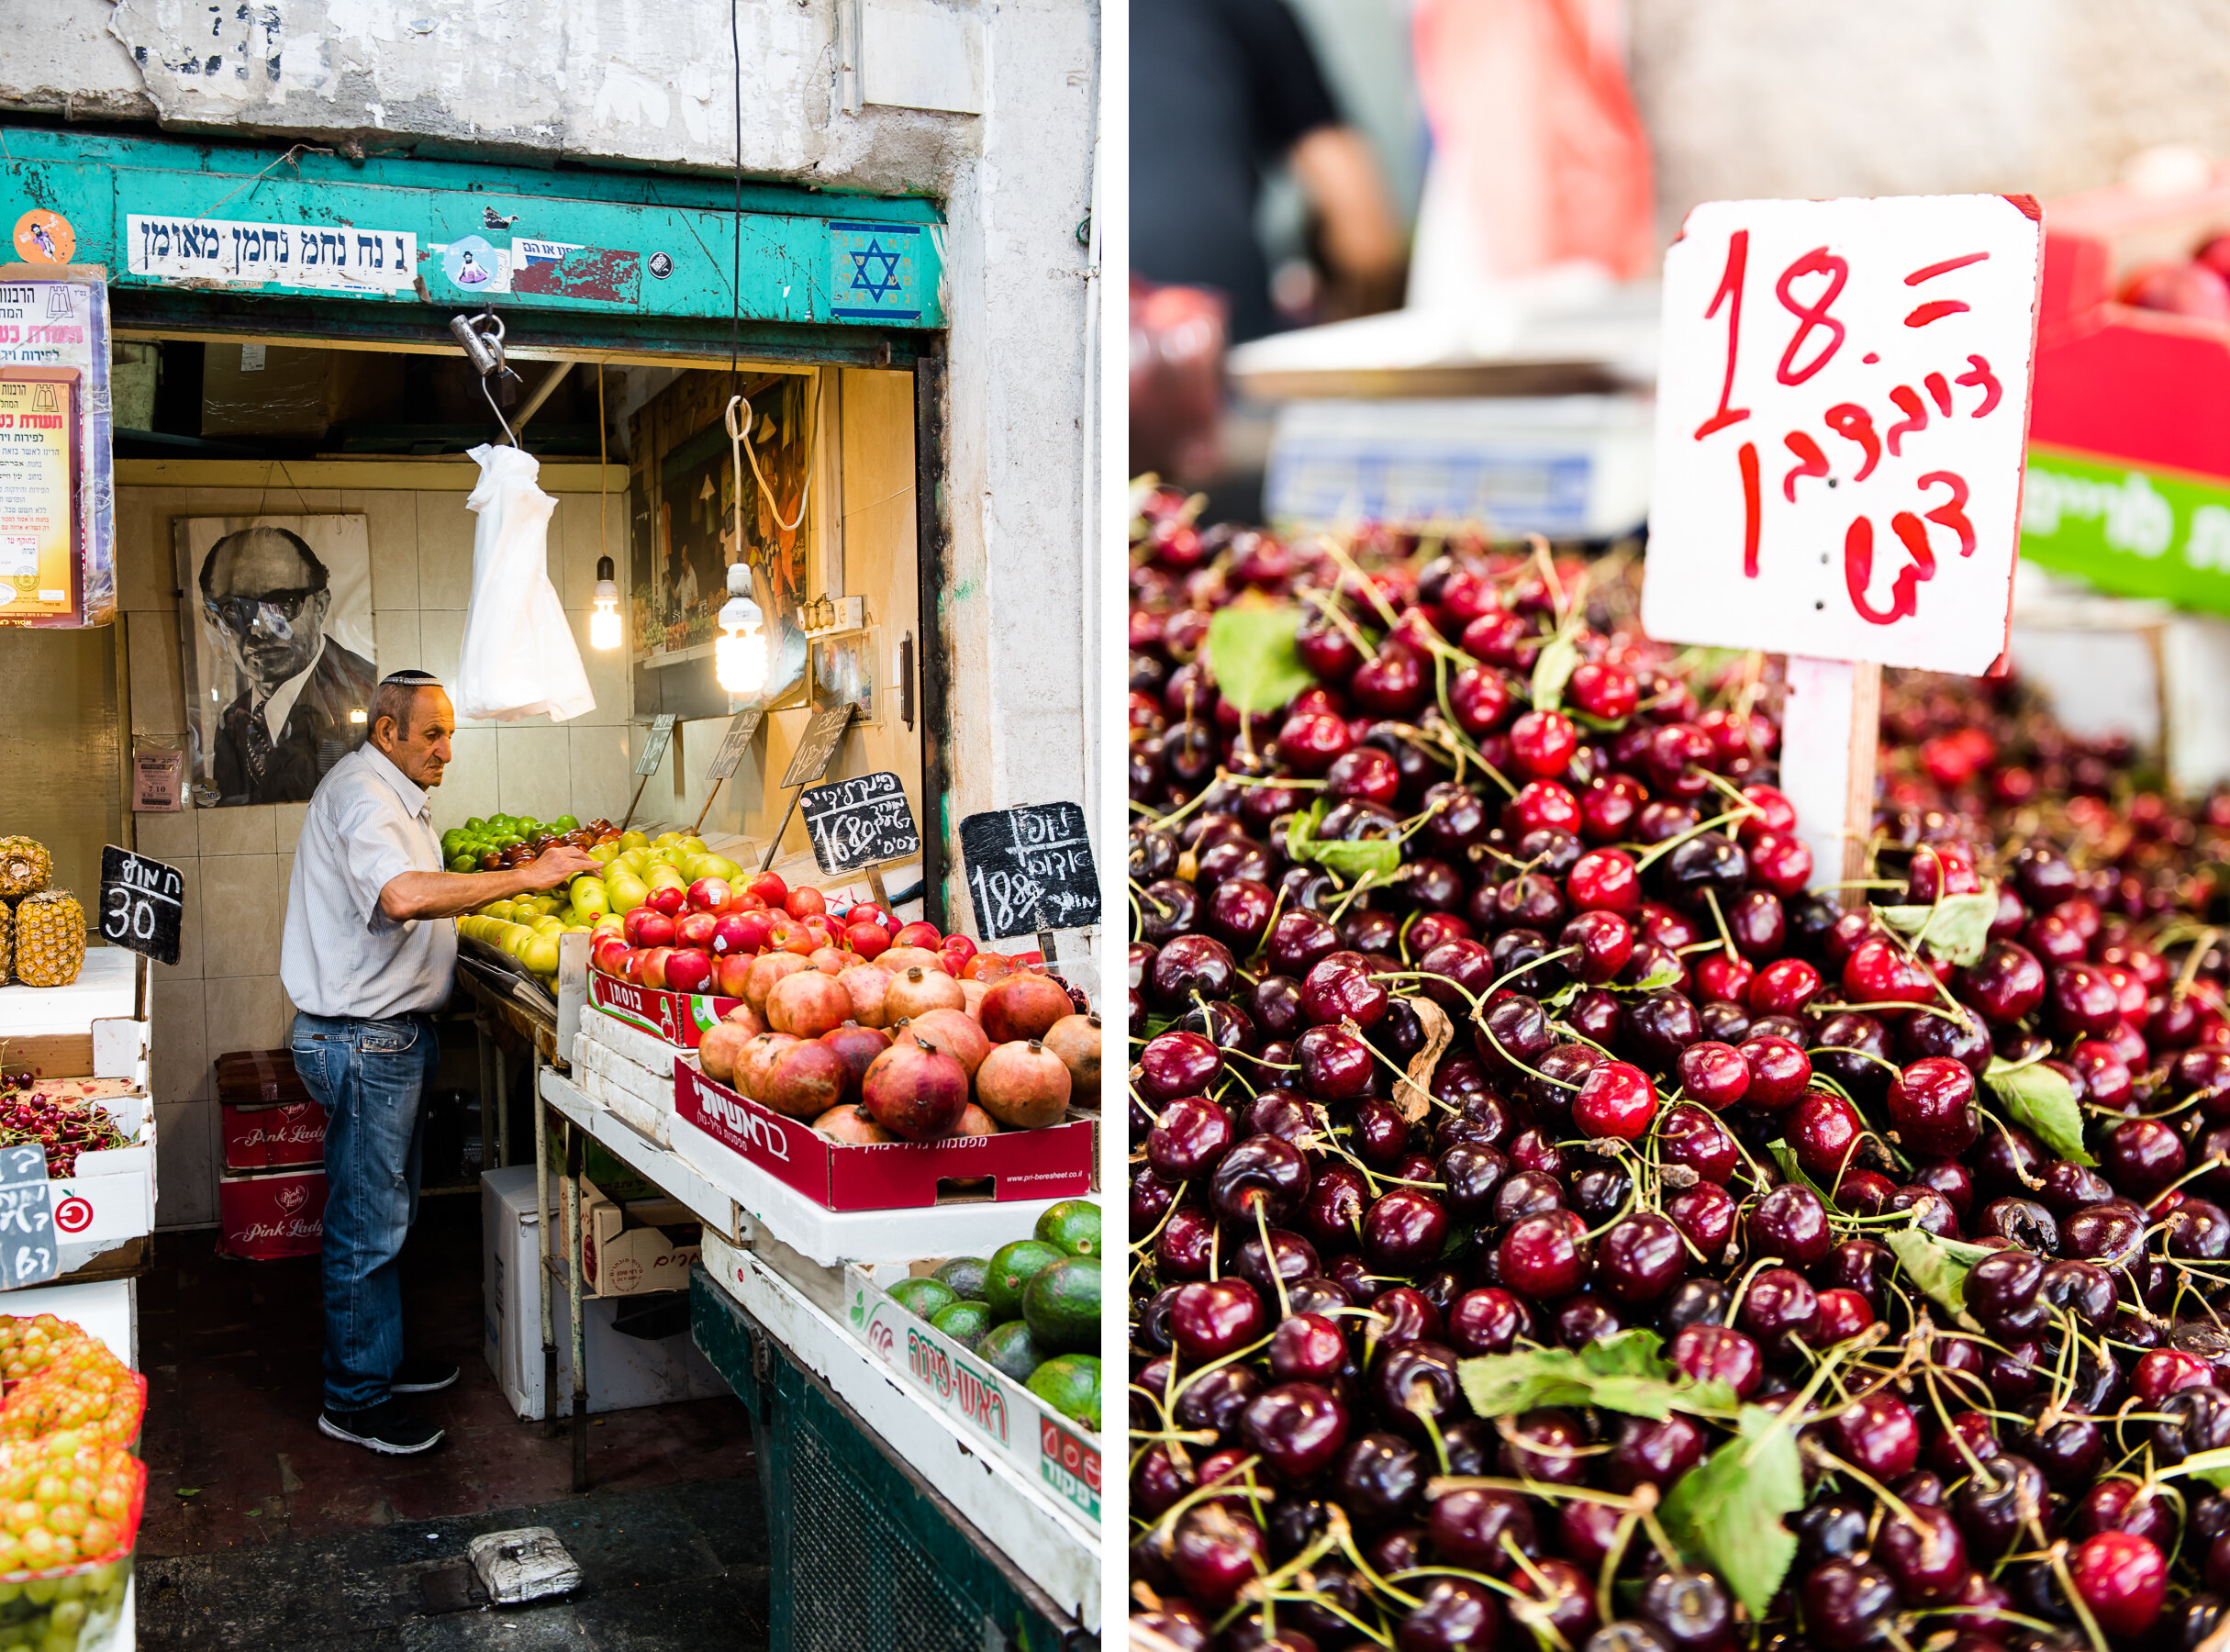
left=842, top=1262, right=1101, bottom=1534
left=216, top=1166, right=326, bottom=1260
left=584, top=967, right=742, bottom=1051
left=672, top=1060, right=1097, bottom=1212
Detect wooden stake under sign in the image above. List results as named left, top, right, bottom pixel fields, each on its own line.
left=619, top=713, right=677, bottom=835
left=1780, top=658, right=1882, bottom=905
left=691, top=709, right=764, bottom=835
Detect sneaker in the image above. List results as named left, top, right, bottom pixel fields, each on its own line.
left=391, top=1356, right=461, bottom=1395
left=318, top=1399, right=445, bottom=1456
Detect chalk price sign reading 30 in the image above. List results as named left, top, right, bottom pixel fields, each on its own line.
left=1643, top=194, right=2044, bottom=675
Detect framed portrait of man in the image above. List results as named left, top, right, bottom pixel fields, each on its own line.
left=173, top=514, right=377, bottom=808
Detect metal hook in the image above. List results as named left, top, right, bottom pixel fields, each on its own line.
left=483, top=374, right=517, bottom=445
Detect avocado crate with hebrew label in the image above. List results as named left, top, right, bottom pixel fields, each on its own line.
left=671, top=1060, right=1097, bottom=1212
left=842, top=1258, right=1101, bottom=1534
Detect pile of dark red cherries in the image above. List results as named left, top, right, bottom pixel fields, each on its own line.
left=1128, top=497, right=2230, bottom=1652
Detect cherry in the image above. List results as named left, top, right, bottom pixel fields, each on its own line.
left=2078, top=1480, right=2181, bottom=1552
left=1747, top=958, right=1823, bottom=1017
left=1737, top=1035, right=1812, bottom=1109
left=1240, top=1381, right=1352, bottom=1484
left=1395, top=1577, right=1500, bottom=1652
left=1670, top=1323, right=1761, bottom=1398
left=1747, top=1183, right=1833, bottom=1266
left=1829, top=1391, right=1920, bottom=1480
left=1371, top=1342, right=1463, bottom=1441
left=1801, top=1557, right=1898, bottom=1652
left=1739, top=1267, right=1819, bottom=1354
left=1605, top=1413, right=1704, bottom=1491
left=2069, top=1530, right=2168, bottom=1637
left=1561, top=910, right=1634, bottom=984
left=1498, top=1211, right=1590, bottom=1300
left=1369, top=1286, right=1445, bottom=1350
left=1659, top=1103, right=1737, bottom=1183
left=1330, top=1433, right=1424, bottom=1530
left=1295, top=1024, right=1376, bottom=1102
left=1597, top=1212, right=1687, bottom=1302
left=1786, top=1089, right=1865, bottom=1181
left=1510, top=1558, right=1598, bottom=1650
left=1665, top=1183, right=1738, bottom=1259
left=1446, top=1289, right=1527, bottom=1356
left=1639, top=1569, right=1731, bottom=1651
left=1266, top=1313, right=1348, bottom=1384
left=1210, top=1135, right=1311, bottom=1222
left=1206, top=878, right=1277, bottom=954
left=1363, top=1189, right=1451, bottom=1274
left=1509, top=709, right=1578, bottom=778
left=1888, top=1055, right=1981, bottom=1155
left=1265, top=910, right=1341, bottom=977
left=1302, top=952, right=1389, bottom=1030
left=1426, top=1486, right=1540, bottom=1574
left=1170, top=1278, right=1265, bottom=1361
left=1500, top=1408, right=1589, bottom=1485
left=1658, top=832, right=1748, bottom=914
left=1677, top=1041, right=1749, bottom=1110
left=1876, top=1503, right=1968, bottom=1604
left=1567, top=849, right=1642, bottom=915
left=1137, top=1030, right=1225, bottom=1102
left=2135, top=1349, right=2214, bottom=1402
left=1147, top=1096, right=1235, bottom=1180
left=1167, top=1502, right=1269, bottom=1608
left=1812, top=1289, right=1875, bottom=1345
left=1573, top=1061, right=1657, bottom=1140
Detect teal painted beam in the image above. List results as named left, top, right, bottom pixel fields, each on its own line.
left=0, top=127, right=945, bottom=329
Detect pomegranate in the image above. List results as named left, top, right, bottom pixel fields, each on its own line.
left=955, top=1102, right=999, bottom=1140
left=904, top=1008, right=992, bottom=1077
left=763, top=1039, right=849, bottom=1120
left=698, top=1021, right=753, bottom=1084
left=734, top=1032, right=800, bottom=1100
left=980, top=971, right=1073, bottom=1044
left=766, top=969, right=853, bottom=1038
left=1041, top=1012, right=1103, bottom=1105
left=862, top=1036, right=971, bottom=1142
left=809, top=945, right=850, bottom=976
left=821, top=1024, right=894, bottom=1103
left=721, top=1001, right=767, bottom=1037
left=886, top=966, right=965, bottom=1022
left=836, top=964, right=897, bottom=1027
left=974, top=1038, right=1071, bottom=1129
left=744, top=951, right=811, bottom=1013
left=813, top=1104, right=894, bottom=1144
left=878, top=946, right=948, bottom=977
left=960, top=979, right=988, bottom=1019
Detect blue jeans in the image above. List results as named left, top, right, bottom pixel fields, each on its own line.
left=288, top=1011, right=437, bottom=1412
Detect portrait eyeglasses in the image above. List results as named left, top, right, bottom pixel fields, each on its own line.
left=204, top=587, right=323, bottom=633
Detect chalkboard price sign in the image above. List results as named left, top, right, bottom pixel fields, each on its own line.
left=632, top=714, right=678, bottom=779
left=98, top=845, right=184, bottom=967
left=0, top=1146, right=56, bottom=1292
left=801, top=772, right=921, bottom=875
left=958, top=802, right=1100, bottom=940
left=780, top=704, right=856, bottom=788
left=706, top=710, right=764, bottom=783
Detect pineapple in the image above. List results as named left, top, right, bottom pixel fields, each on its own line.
left=11, top=893, right=82, bottom=988
left=0, top=841, right=49, bottom=901
left=0, top=901, right=10, bottom=986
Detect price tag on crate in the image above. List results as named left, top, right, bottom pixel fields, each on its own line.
left=958, top=802, right=1099, bottom=941
left=0, top=1146, right=58, bottom=1291
left=1645, top=194, right=2044, bottom=672
left=1643, top=194, right=2045, bottom=888
left=98, top=844, right=184, bottom=966
left=801, top=772, right=920, bottom=875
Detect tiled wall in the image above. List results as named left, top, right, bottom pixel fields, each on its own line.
left=121, top=468, right=634, bottom=1227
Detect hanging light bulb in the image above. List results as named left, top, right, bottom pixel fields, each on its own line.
left=589, top=555, right=622, bottom=651
left=714, top=563, right=766, bottom=694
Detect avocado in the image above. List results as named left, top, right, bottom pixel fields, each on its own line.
left=974, top=1321, right=1045, bottom=1382
left=984, top=1240, right=1066, bottom=1321
left=930, top=1299, right=997, bottom=1350
left=887, top=1277, right=959, bottom=1322
left=1025, top=1354, right=1101, bottom=1432
left=932, top=1256, right=991, bottom=1301
left=1034, top=1200, right=1101, bottom=1258
left=1020, top=1254, right=1100, bottom=1354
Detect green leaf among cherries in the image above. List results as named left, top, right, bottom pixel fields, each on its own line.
left=1874, top=887, right=1999, bottom=968
left=1457, top=1330, right=1735, bottom=1424
left=1884, top=1226, right=1997, bottom=1323
left=1659, top=1405, right=1806, bottom=1619
left=1983, top=1056, right=2095, bottom=1165
left=1285, top=800, right=1402, bottom=883
left=1204, top=602, right=1317, bottom=714
left=1530, top=634, right=1581, bottom=712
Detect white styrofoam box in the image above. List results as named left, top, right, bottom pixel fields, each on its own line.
left=0, top=1277, right=136, bottom=1370
left=0, top=950, right=136, bottom=1039
left=481, top=1166, right=726, bottom=1421
left=91, top=1018, right=149, bottom=1083
left=575, top=1066, right=670, bottom=1149
left=575, top=1033, right=673, bottom=1114
left=1266, top=396, right=1654, bottom=541
left=582, top=1007, right=684, bottom=1077
left=49, top=1096, right=157, bottom=1251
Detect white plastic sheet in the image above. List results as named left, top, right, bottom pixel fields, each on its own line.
left=454, top=443, right=596, bottom=723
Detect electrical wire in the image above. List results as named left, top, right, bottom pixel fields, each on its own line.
left=730, top=0, right=743, bottom=392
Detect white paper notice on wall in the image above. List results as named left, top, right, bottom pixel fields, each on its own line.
left=1642, top=194, right=2045, bottom=675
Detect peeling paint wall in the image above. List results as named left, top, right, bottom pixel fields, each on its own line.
left=1, top=0, right=1102, bottom=941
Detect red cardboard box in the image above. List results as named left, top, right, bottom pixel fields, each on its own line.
left=220, top=1101, right=327, bottom=1171
left=217, top=1166, right=328, bottom=1259
left=675, top=1061, right=1098, bottom=1211
left=587, top=968, right=742, bottom=1051
left=214, top=1048, right=311, bottom=1106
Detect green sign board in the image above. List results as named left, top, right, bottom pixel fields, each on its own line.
left=0, top=128, right=944, bottom=331
left=2020, top=443, right=2230, bottom=614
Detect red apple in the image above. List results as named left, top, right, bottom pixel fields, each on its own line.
left=893, top=921, right=943, bottom=951
left=731, top=891, right=767, bottom=914
left=748, top=872, right=788, bottom=908
left=675, top=911, right=719, bottom=949
left=786, top=886, right=828, bottom=919
left=732, top=910, right=777, bottom=954
left=714, top=952, right=754, bottom=998
left=767, top=918, right=816, bottom=957
left=2201, top=235, right=2230, bottom=280
left=687, top=876, right=733, bottom=914
left=592, top=935, right=631, bottom=976
left=711, top=914, right=753, bottom=956
left=845, top=921, right=891, bottom=960
left=664, top=948, right=714, bottom=993
left=625, top=908, right=675, bottom=948
left=640, top=947, right=674, bottom=988
left=645, top=884, right=686, bottom=917
left=848, top=903, right=897, bottom=935
left=942, top=933, right=979, bottom=969
left=2125, top=260, right=2230, bottom=320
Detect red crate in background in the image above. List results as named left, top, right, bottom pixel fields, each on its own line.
left=219, top=1101, right=326, bottom=1172
left=217, top=1166, right=327, bottom=1260
left=214, top=1049, right=312, bottom=1107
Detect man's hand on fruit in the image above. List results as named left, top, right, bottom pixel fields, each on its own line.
left=519, top=845, right=600, bottom=890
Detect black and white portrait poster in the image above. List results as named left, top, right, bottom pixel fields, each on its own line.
left=173, top=514, right=376, bottom=807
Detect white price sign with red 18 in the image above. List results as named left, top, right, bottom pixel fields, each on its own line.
left=1643, top=194, right=2045, bottom=674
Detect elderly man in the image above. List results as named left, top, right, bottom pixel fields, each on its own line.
left=199, top=525, right=377, bottom=805
left=282, top=670, right=597, bottom=1455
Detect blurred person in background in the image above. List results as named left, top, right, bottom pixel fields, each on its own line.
left=1132, top=0, right=1406, bottom=346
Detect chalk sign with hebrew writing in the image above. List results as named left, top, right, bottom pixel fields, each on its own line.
left=958, top=803, right=1100, bottom=940
left=780, top=703, right=855, bottom=789
left=0, top=1146, right=57, bottom=1291
left=801, top=772, right=920, bottom=875
left=706, top=710, right=764, bottom=783
left=98, top=844, right=183, bottom=966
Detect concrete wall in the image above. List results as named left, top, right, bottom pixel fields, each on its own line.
left=3, top=0, right=1102, bottom=943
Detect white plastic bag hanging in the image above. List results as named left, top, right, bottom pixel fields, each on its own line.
left=454, top=443, right=596, bottom=723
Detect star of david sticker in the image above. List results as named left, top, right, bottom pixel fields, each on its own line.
left=846, top=240, right=905, bottom=303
